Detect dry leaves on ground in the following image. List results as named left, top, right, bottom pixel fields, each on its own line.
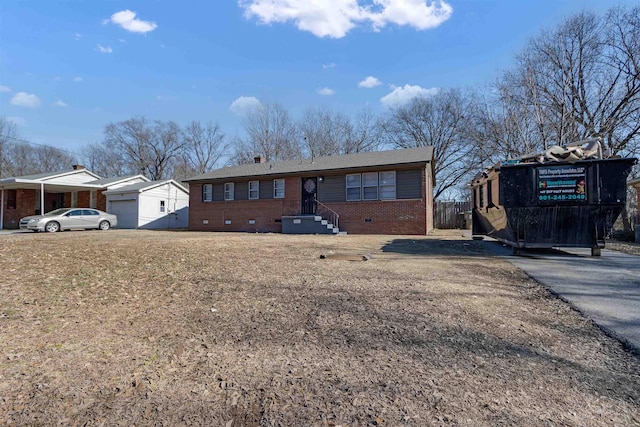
left=0, top=230, right=638, bottom=426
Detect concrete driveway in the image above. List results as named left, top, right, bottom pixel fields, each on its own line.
left=483, top=240, right=640, bottom=354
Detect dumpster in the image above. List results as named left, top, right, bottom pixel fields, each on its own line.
left=471, top=139, right=637, bottom=256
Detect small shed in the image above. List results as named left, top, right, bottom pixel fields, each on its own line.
left=104, top=180, right=189, bottom=229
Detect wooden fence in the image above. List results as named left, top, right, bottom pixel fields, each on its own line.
left=434, top=201, right=472, bottom=229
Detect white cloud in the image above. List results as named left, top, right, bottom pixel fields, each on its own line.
left=229, top=96, right=262, bottom=115
left=7, top=116, right=26, bottom=126
left=317, top=87, right=335, bottom=96
left=97, top=44, right=113, bottom=53
left=119, top=38, right=126, bottom=43
left=108, top=10, right=157, bottom=34
left=358, top=76, right=381, bottom=88
left=380, top=84, right=438, bottom=107
left=0, top=85, right=11, bottom=93
left=11, top=92, right=41, bottom=108
left=53, top=100, right=68, bottom=107
left=75, top=33, right=82, bottom=40
left=240, top=0, right=453, bottom=38
left=322, top=62, right=337, bottom=69
left=74, top=77, right=83, bottom=82
left=369, top=0, right=453, bottom=31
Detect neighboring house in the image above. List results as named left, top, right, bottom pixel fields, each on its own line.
left=104, top=180, right=189, bottom=229
left=0, top=165, right=147, bottom=229
left=184, top=147, right=434, bottom=235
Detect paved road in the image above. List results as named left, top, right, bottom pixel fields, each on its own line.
left=482, top=240, right=640, bottom=353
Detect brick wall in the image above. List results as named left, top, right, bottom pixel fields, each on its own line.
left=189, top=198, right=286, bottom=232
left=324, top=199, right=427, bottom=234
left=2, top=189, right=37, bottom=229
left=77, top=191, right=90, bottom=208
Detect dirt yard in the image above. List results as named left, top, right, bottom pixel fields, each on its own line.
left=1, top=230, right=639, bottom=426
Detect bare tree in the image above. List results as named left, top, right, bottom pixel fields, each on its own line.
left=507, top=7, right=640, bottom=155
left=0, top=118, right=18, bottom=178
left=298, top=107, right=341, bottom=158
left=102, top=116, right=184, bottom=180
left=466, top=85, right=549, bottom=166
left=380, top=89, right=479, bottom=200
left=181, top=121, right=228, bottom=175
left=339, top=108, right=382, bottom=154
left=0, top=119, right=76, bottom=177
left=234, top=102, right=300, bottom=164
left=80, top=143, right=129, bottom=178
left=298, top=107, right=382, bottom=158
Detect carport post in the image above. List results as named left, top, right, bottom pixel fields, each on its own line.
left=40, top=182, right=45, bottom=215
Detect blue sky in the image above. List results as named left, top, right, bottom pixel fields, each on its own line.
left=0, top=0, right=635, bottom=155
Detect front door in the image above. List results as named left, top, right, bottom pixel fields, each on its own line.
left=301, top=177, right=317, bottom=214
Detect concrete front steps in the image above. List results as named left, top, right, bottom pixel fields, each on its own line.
left=281, top=215, right=345, bottom=235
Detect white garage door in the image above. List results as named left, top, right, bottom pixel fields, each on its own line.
left=109, top=199, right=138, bottom=229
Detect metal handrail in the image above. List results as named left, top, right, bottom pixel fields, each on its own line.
left=315, top=199, right=339, bottom=229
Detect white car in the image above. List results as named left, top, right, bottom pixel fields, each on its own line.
left=20, top=208, right=118, bottom=232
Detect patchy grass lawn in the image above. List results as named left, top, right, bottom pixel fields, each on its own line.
left=0, top=230, right=638, bottom=426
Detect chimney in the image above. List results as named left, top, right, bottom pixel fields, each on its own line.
left=72, top=164, right=86, bottom=170
left=254, top=155, right=265, bottom=164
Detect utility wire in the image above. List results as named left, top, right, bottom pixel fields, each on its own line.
left=3, top=135, right=84, bottom=157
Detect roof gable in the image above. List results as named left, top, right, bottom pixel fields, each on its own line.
left=184, top=147, right=434, bottom=182
left=87, top=175, right=150, bottom=188
left=103, top=180, right=189, bottom=195
left=11, top=169, right=101, bottom=183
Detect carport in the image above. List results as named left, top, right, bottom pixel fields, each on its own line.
left=0, top=177, right=103, bottom=230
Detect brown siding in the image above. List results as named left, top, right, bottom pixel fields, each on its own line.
left=213, top=183, right=224, bottom=201
left=259, top=179, right=274, bottom=199
left=318, top=175, right=345, bottom=202
left=397, top=169, right=422, bottom=199
left=318, top=168, right=422, bottom=202
left=235, top=181, right=248, bottom=201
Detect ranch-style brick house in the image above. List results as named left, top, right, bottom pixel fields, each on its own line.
left=184, top=146, right=435, bottom=235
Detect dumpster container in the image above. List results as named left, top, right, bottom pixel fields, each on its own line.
left=471, top=141, right=637, bottom=256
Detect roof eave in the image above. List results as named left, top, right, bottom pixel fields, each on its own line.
left=184, top=159, right=432, bottom=183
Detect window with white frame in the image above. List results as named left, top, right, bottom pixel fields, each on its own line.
left=273, top=179, right=285, bottom=198
left=202, top=184, right=213, bottom=202
left=347, top=171, right=396, bottom=201
left=362, top=172, right=378, bottom=200
left=224, top=182, right=234, bottom=201
left=160, top=200, right=166, bottom=213
left=379, top=171, right=396, bottom=199
left=90, top=191, right=97, bottom=208
left=346, top=174, right=361, bottom=201
left=249, top=180, right=259, bottom=200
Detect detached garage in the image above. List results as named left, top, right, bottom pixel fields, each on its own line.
left=104, top=180, right=189, bottom=229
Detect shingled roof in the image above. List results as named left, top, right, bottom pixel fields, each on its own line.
left=184, top=146, right=434, bottom=182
